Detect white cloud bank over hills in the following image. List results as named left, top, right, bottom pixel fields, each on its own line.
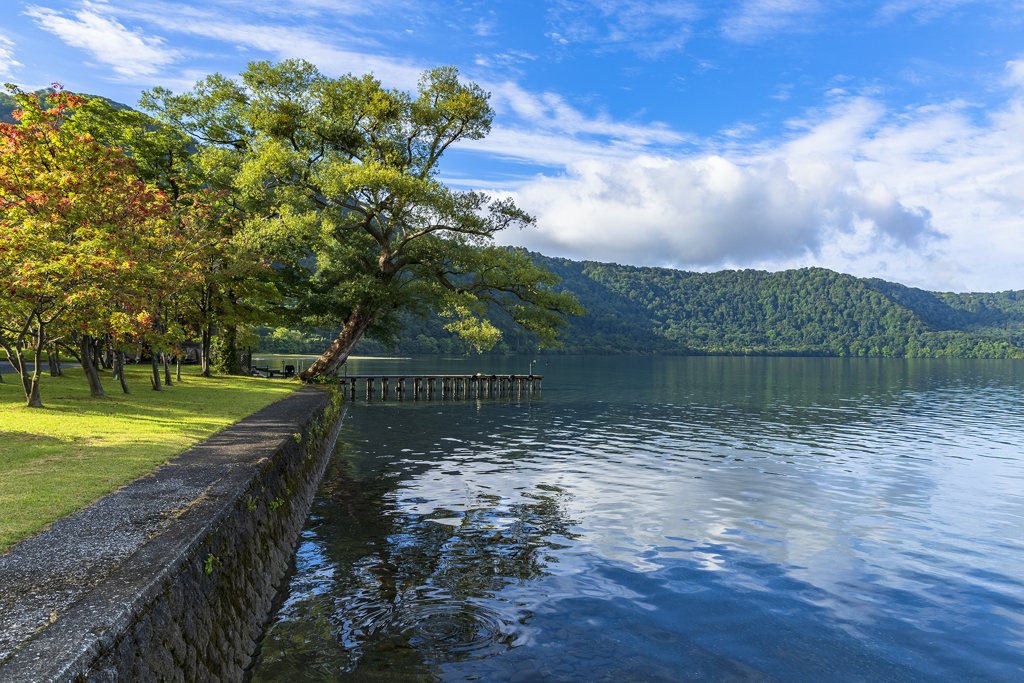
left=494, top=82, right=1024, bottom=293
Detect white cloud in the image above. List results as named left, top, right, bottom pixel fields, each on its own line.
left=547, top=0, right=699, bottom=56
left=118, top=2, right=425, bottom=88
left=492, top=92, right=1024, bottom=292
left=24, top=2, right=180, bottom=78
left=721, top=0, right=821, bottom=43
left=874, top=0, right=979, bottom=24
left=0, top=35, right=22, bottom=79
left=473, top=12, right=498, bottom=36
left=1005, top=58, right=1024, bottom=88
left=485, top=80, right=689, bottom=147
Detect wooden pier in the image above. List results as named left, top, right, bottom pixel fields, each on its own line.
left=338, top=374, right=542, bottom=401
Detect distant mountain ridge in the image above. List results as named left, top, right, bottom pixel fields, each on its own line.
left=0, top=88, right=131, bottom=124
left=347, top=254, right=1024, bottom=358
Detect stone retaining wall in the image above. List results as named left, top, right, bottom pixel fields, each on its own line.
left=0, top=385, right=346, bottom=683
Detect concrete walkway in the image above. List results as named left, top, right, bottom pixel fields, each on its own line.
left=0, top=387, right=335, bottom=667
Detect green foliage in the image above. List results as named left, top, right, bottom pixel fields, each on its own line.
left=259, top=326, right=328, bottom=354
left=267, top=254, right=1024, bottom=360
left=143, top=60, right=584, bottom=378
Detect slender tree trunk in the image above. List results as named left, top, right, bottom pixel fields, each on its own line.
left=175, top=355, right=182, bottom=382
left=223, top=323, right=242, bottom=375
left=27, top=333, right=43, bottom=408
left=163, top=352, right=173, bottom=386
left=47, top=345, right=59, bottom=376
left=103, top=337, right=113, bottom=370
left=299, top=306, right=375, bottom=381
left=80, top=335, right=106, bottom=398
left=150, top=353, right=162, bottom=391
left=117, top=351, right=130, bottom=394
left=92, top=338, right=102, bottom=373
left=1, top=336, right=35, bottom=405
left=201, top=325, right=212, bottom=378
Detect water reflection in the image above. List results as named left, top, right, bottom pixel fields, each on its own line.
left=252, top=451, right=579, bottom=682
left=251, top=357, right=1024, bottom=682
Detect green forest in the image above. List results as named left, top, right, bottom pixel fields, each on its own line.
left=276, top=254, right=1024, bottom=359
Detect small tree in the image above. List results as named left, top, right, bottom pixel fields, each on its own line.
left=144, top=61, right=584, bottom=381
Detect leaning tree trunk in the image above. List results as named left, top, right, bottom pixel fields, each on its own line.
left=26, top=338, right=43, bottom=408
left=299, top=306, right=375, bottom=381
left=79, top=335, right=106, bottom=398
left=116, top=351, right=130, bottom=394
left=150, top=353, right=162, bottom=391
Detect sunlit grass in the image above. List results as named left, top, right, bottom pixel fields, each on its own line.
left=0, top=365, right=299, bottom=553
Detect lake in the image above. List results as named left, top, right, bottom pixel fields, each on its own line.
left=249, top=356, right=1024, bottom=682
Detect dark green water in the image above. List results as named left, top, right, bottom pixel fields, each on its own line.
left=250, top=356, right=1024, bottom=682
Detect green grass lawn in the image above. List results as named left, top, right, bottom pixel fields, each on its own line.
left=0, top=365, right=299, bottom=554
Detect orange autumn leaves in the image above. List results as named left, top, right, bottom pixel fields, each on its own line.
left=0, top=86, right=231, bottom=397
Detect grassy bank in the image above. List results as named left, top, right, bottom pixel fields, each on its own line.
left=0, top=365, right=299, bottom=553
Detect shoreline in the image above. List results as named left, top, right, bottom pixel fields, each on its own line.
left=0, top=385, right=346, bottom=682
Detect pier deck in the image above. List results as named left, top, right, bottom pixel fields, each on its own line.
left=337, top=374, right=542, bottom=400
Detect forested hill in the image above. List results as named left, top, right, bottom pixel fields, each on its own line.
left=0, top=89, right=130, bottom=123
left=342, top=254, right=1024, bottom=358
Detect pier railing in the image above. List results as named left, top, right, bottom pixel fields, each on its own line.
left=339, top=374, right=542, bottom=401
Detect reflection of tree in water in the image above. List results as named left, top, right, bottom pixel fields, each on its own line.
left=252, top=457, right=578, bottom=683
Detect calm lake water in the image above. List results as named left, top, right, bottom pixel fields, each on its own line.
left=250, top=356, right=1024, bottom=682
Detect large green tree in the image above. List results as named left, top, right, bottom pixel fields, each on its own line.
left=143, top=60, right=583, bottom=379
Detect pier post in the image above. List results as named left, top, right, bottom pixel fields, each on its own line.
left=367, top=378, right=374, bottom=400
left=398, top=377, right=405, bottom=400
left=382, top=378, right=389, bottom=400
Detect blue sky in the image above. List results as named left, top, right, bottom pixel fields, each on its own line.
left=3, top=1, right=1024, bottom=291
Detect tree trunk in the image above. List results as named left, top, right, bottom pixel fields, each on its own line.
left=47, top=345, right=59, bottom=376
left=163, top=352, right=173, bottom=386
left=1, top=337, right=32, bottom=405
left=176, top=355, right=182, bottom=382
left=222, top=323, right=242, bottom=375
left=201, top=325, right=212, bottom=378
left=116, top=351, right=130, bottom=394
left=80, top=335, right=106, bottom=398
left=299, top=306, right=375, bottom=381
left=151, top=353, right=162, bottom=391
left=27, top=336, right=43, bottom=408
left=103, top=338, right=113, bottom=370
left=92, top=338, right=103, bottom=373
